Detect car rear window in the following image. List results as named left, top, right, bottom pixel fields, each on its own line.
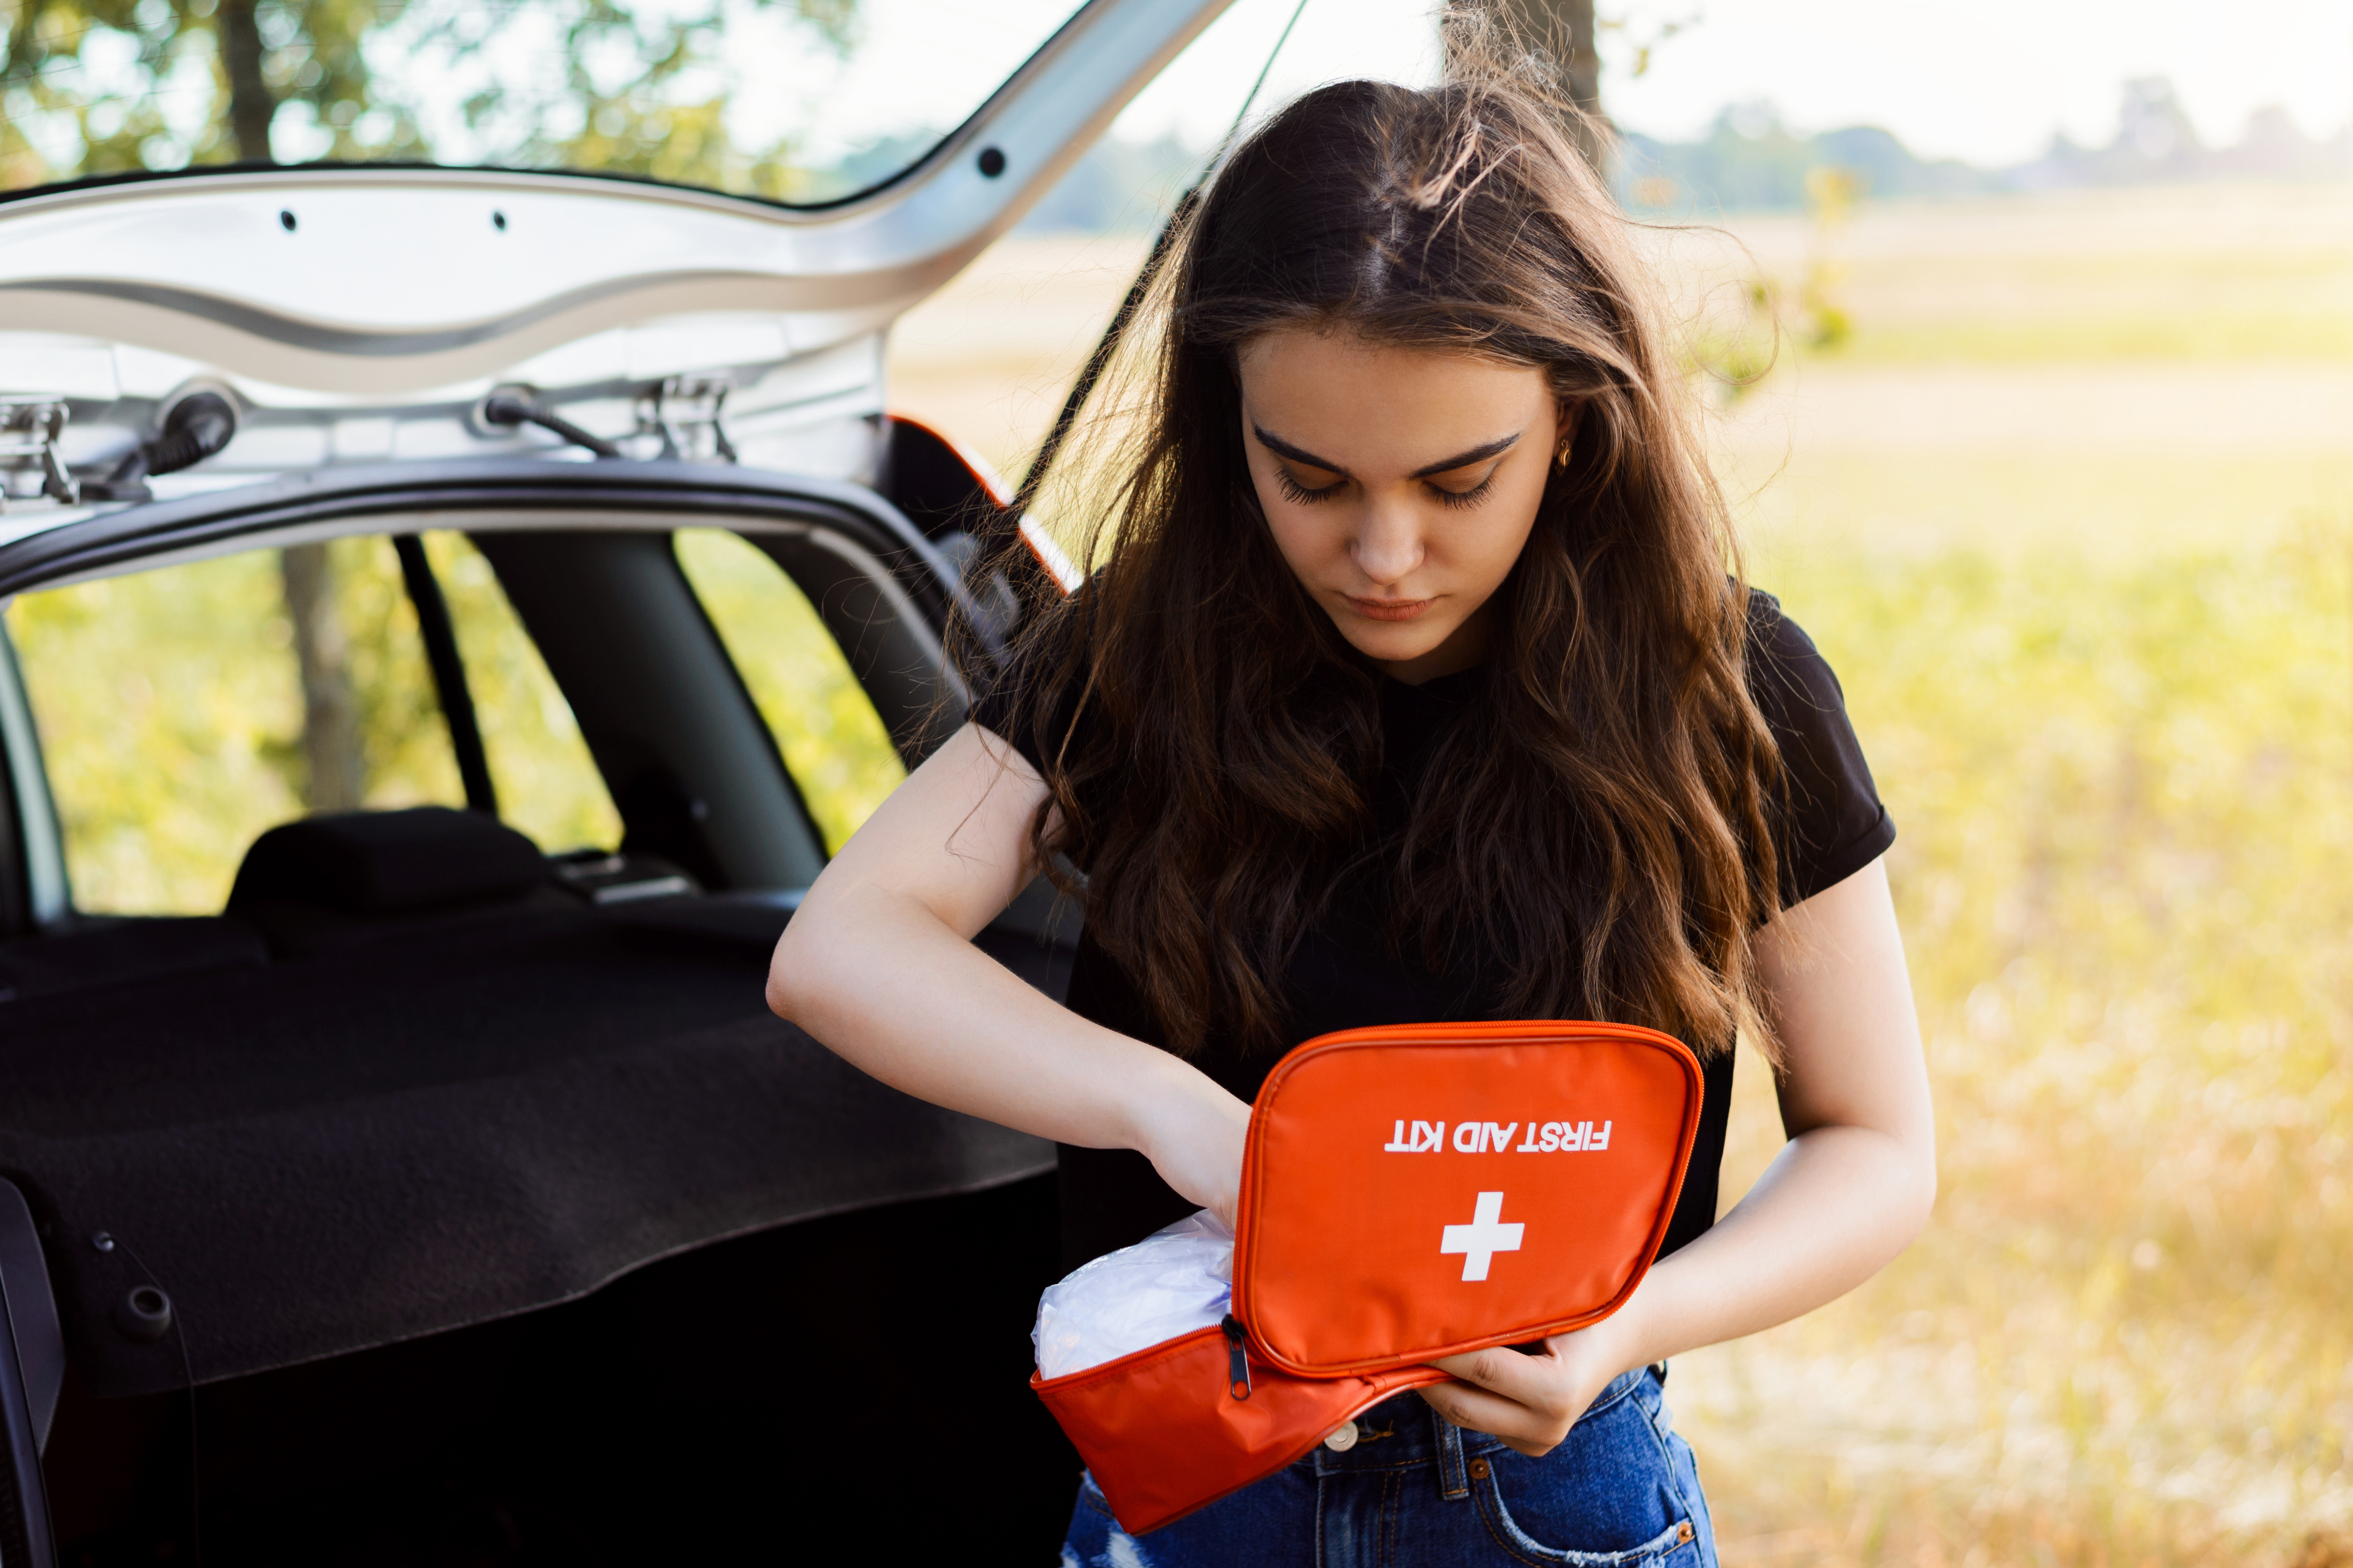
left=674, top=527, right=905, bottom=854
left=420, top=533, right=624, bottom=856
left=3, top=532, right=618, bottom=915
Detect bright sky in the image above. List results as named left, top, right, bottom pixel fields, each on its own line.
left=51, top=0, right=2343, bottom=186
left=1114, top=0, right=2353, bottom=167
left=1597, top=0, right=2353, bottom=164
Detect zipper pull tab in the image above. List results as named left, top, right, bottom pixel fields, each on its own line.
left=1221, top=1313, right=1252, bottom=1401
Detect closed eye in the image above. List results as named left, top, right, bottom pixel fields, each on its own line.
left=1274, top=466, right=1345, bottom=504
left=1427, top=464, right=1502, bottom=509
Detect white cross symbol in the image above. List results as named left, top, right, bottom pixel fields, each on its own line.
left=1439, top=1191, right=1524, bottom=1282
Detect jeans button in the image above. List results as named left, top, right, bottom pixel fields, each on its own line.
left=1322, top=1420, right=1359, bottom=1452
left=1677, top=1521, right=1695, bottom=1544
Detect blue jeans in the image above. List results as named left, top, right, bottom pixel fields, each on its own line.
left=1060, top=1367, right=1716, bottom=1567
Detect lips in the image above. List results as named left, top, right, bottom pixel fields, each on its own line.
left=1345, top=595, right=1434, bottom=622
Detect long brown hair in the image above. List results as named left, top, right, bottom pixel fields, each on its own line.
left=989, top=59, right=1783, bottom=1060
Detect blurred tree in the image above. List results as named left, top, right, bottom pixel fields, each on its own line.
left=280, top=542, right=364, bottom=811
left=2, top=0, right=856, bottom=188
left=1799, top=163, right=1859, bottom=350
left=1452, top=0, right=1605, bottom=166
left=1453, top=2, right=1693, bottom=174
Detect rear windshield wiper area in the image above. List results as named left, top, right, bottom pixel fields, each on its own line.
left=79, top=391, right=238, bottom=504
left=479, top=392, right=622, bottom=460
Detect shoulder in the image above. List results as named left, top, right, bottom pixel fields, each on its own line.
left=1742, top=590, right=1862, bottom=763
left=967, top=589, right=1096, bottom=779
left=1738, top=590, right=1898, bottom=907
left=1743, top=590, right=1844, bottom=714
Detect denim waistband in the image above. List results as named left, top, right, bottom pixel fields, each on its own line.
left=1310, top=1363, right=1658, bottom=1476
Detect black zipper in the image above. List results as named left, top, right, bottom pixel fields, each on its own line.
left=1220, top=1314, right=1252, bottom=1401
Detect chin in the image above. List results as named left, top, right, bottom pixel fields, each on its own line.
left=1340, top=624, right=1448, bottom=664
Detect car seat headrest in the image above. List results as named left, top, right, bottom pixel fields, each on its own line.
left=229, top=807, right=547, bottom=916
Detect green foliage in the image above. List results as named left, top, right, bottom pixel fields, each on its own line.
left=673, top=527, right=903, bottom=854
left=1797, top=165, right=1858, bottom=351
left=3, top=537, right=449, bottom=910
left=1684, top=275, right=1781, bottom=401
left=1686, top=164, right=1862, bottom=390
left=1, top=0, right=856, bottom=191
left=5, top=549, right=299, bottom=911
left=1, top=0, right=426, bottom=176
left=1, top=530, right=620, bottom=913
left=423, top=531, right=621, bottom=854
left=330, top=534, right=465, bottom=808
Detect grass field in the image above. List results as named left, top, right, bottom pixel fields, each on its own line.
left=891, top=183, right=2353, bottom=1564
left=6, top=175, right=2343, bottom=1562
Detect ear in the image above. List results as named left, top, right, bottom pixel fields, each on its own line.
left=1552, top=399, right=1581, bottom=464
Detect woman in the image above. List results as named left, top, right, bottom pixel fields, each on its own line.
left=768, top=66, right=1934, bottom=1567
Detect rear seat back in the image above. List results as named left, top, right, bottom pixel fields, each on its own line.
left=229, top=807, right=554, bottom=956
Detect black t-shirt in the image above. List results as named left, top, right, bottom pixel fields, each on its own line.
left=971, top=592, right=1894, bottom=1272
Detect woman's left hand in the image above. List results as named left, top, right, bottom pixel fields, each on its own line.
left=1419, top=1294, right=1645, bottom=1458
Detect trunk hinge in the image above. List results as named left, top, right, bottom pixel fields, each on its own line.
left=637, top=376, right=738, bottom=464
left=0, top=396, right=79, bottom=509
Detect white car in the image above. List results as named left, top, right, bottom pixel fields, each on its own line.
left=0, top=2, right=1267, bottom=1558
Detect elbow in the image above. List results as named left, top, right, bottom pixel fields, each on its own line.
left=764, top=966, right=797, bottom=1023
left=1895, top=1136, right=1939, bottom=1246
left=1904, top=1169, right=1938, bottom=1245
left=765, top=922, right=816, bottom=1024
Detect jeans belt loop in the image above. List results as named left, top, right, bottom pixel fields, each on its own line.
left=1435, top=1407, right=1470, bottom=1500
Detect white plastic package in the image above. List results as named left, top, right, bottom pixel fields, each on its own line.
left=1032, top=1209, right=1235, bottom=1380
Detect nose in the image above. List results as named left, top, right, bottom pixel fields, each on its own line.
left=1351, top=498, right=1423, bottom=588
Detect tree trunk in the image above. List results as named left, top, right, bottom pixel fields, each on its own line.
left=1454, top=0, right=1607, bottom=172
left=214, top=0, right=277, bottom=163
left=218, top=12, right=368, bottom=815
left=281, top=544, right=367, bottom=813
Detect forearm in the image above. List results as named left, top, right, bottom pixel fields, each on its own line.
left=771, top=879, right=1218, bottom=1154
left=1428, top=1113, right=1933, bottom=1456
left=1608, top=1118, right=1935, bottom=1370
left=1404, top=866, right=1933, bottom=1457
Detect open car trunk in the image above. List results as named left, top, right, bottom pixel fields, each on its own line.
left=0, top=457, right=1089, bottom=1557
left=0, top=454, right=1064, bottom=1370
left=0, top=0, right=1295, bottom=1552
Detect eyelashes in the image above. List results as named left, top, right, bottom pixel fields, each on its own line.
left=1432, top=475, right=1495, bottom=511
left=1271, top=467, right=1497, bottom=509
left=1272, top=467, right=1342, bottom=506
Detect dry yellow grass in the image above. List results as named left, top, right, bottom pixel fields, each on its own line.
left=891, top=183, right=2353, bottom=1564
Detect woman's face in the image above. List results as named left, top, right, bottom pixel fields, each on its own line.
left=1237, top=328, right=1562, bottom=684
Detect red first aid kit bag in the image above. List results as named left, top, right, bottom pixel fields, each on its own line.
left=1032, top=1019, right=1703, bottom=1534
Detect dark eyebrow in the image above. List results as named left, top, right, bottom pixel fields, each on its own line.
left=1409, top=433, right=1520, bottom=478
left=1249, top=425, right=1522, bottom=481
left=1250, top=425, right=1352, bottom=478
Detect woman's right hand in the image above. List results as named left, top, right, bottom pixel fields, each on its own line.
left=774, top=726, right=1258, bottom=1224
left=1131, top=1068, right=1254, bottom=1231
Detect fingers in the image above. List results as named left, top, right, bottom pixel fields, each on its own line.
left=1419, top=1378, right=1570, bottom=1458
left=1430, top=1344, right=1564, bottom=1409
left=1422, top=1343, right=1594, bottom=1458
left=1417, top=1321, right=1638, bottom=1460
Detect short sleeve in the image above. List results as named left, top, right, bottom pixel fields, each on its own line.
left=1746, top=594, right=1896, bottom=908
left=967, top=665, right=1048, bottom=777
